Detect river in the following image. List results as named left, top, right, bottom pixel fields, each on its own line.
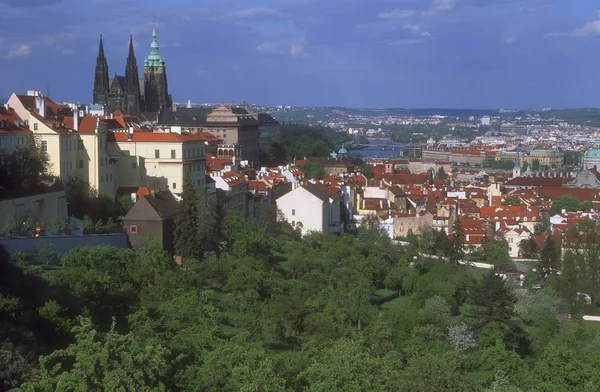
left=349, top=139, right=408, bottom=160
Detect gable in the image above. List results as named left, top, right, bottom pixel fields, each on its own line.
left=123, top=197, right=163, bottom=221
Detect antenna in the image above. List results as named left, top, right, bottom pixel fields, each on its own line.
left=46, top=84, right=51, bottom=98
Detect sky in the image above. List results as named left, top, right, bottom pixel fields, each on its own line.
left=1, top=0, right=600, bottom=109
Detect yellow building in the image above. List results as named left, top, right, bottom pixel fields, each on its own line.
left=7, top=91, right=118, bottom=197
left=0, top=105, right=32, bottom=151
left=106, top=131, right=207, bottom=195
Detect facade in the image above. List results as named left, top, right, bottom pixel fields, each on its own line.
left=106, top=131, right=207, bottom=196
left=393, top=211, right=433, bottom=238
left=93, top=27, right=170, bottom=115
left=122, top=190, right=178, bottom=253
left=7, top=91, right=118, bottom=197
left=496, top=147, right=564, bottom=169
left=211, top=171, right=248, bottom=217
left=277, top=183, right=343, bottom=235
left=583, top=148, right=600, bottom=171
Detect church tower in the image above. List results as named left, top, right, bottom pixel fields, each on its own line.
left=513, top=145, right=521, bottom=178
left=143, top=26, right=171, bottom=113
left=125, top=35, right=143, bottom=114
left=93, top=35, right=110, bottom=105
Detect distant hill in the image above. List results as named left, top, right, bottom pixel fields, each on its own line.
left=539, top=108, right=600, bottom=127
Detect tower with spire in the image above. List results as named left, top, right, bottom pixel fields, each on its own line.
left=93, top=35, right=110, bottom=106
left=513, top=145, right=521, bottom=178
left=143, top=25, right=171, bottom=113
left=125, top=35, right=143, bottom=113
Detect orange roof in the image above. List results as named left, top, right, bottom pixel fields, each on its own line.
left=107, top=131, right=214, bottom=143
left=0, top=107, right=30, bottom=134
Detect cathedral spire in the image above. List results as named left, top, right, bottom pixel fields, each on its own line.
left=125, top=34, right=142, bottom=114
left=93, top=34, right=110, bottom=105
left=145, top=24, right=165, bottom=67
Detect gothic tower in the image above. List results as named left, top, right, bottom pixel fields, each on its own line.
left=125, top=35, right=142, bottom=113
left=144, top=26, right=171, bottom=113
left=93, top=35, right=110, bottom=105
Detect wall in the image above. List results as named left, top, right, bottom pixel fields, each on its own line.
left=0, top=190, right=68, bottom=233
left=277, top=187, right=325, bottom=235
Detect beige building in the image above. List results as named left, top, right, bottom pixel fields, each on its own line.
left=495, top=148, right=564, bottom=169
left=7, top=91, right=118, bottom=197
left=0, top=106, right=32, bottom=151
left=393, top=211, right=433, bottom=238
left=106, top=131, right=207, bottom=196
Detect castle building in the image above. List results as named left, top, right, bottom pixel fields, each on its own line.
left=93, top=27, right=171, bottom=115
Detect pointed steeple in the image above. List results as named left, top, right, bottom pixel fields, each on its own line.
left=144, top=24, right=165, bottom=68
left=124, top=34, right=142, bottom=114
left=98, top=34, right=106, bottom=59
left=93, top=34, right=110, bottom=105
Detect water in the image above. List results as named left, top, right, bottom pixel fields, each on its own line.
left=349, top=139, right=408, bottom=160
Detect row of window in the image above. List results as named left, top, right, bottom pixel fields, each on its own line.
left=62, top=160, right=85, bottom=171
left=60, top=138, right=84, bottom=152
left=99, top=156, right=112, bottom=166
left=0, top=135, right=28, bottom=147
left=100, top=173, right=114, bottom=183
left=184, top=146, right=204, bottom=159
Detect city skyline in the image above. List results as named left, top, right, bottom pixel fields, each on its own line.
left=1, top=0, right=600, bottom=109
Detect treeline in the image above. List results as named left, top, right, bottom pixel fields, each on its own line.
left=260, top=124, right=352, bottom=166
left=3, top=208, right=600, bottom=390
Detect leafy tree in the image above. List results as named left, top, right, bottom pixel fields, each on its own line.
left=3, top=217, right=17, bottom=237
left=359, top=163, right=374, bottom=179
left=303, top=162, right=326, bottom=180
left=534, top=213, right=551, bottom=236
left=538, top=237, right=560, bottom=278
left=437, top=166, right=446, bottom=180
left=530, top=159, right=541, bottom=171
left=483, top=239, right=510, bottom=265
left=448, top=323, right=477, bottom=351
left=16, top=317, right=169, bottom=391
left=173, top=171, right=202, bottom=261
left=549, top=195, right=587, bottom=215
left=501, top=196, right=521, bottom=206
left=0, top=138, right=50, bottom=191
left=448, top=216, right=465, bottom=265
left=51, top=216, right=65, bottom=235
left=518, top=238, right=538, bottom=258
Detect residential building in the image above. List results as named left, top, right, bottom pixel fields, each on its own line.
left=277, top=182, right=344, bottom=235
left=211, top=171, right=248, bottom=217
left=0, top=105, right=32, bottom=151
left=122, top=190, right=178, bottom=253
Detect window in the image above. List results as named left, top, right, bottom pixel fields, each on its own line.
left=173, top=182, right=177, bottom=189
left=41, top=140, right=47, bottom=152
left=130, top=225, right=137, bottom=234
left=132, top=162, right=137, bottom=169
left=79, top=159, right=84, bottom=168
left=292, top=209, right=296, bottom=216
left=155, top=150, right=160, bottom=158
left=171, top=149, right=176, bottom=159
left=34, top=123, right=38, bottom=130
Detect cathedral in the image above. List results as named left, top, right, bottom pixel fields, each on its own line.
left=92, top=27, right=171, bottom=115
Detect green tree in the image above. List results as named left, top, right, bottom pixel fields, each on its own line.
left=549, top=195, right=586, bottom=215
left=538, top=237, right=560, bottom=278
left=448, top=217, right=465, bottom=265
left=437, top=166, right=446, bottom=180
left=303, top=162, right=326, bottom=180
left=3, top=216, right=17, bottom=237
left=501, top=196, right=521, bottom=206
left=518, top=238, right=539, bottom=259
left=359, top=163, right=374, bottom=179
left=173, top=171, right=202, bottom=261
left=16, top=317, right=169, bottom=391
left=531, top=159, right=541, bottom=171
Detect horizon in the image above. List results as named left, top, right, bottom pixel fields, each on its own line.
left=2, top=0, right=600, bottom=109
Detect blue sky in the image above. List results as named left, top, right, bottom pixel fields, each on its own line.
left=0, top=0, right=599, bottom=108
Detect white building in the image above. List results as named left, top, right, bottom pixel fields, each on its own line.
left=277, top=183, right=343, bottom=235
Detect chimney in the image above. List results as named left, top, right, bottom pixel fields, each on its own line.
left=74, top=108, right=79, bottom=132
left=172, top=103, right=178, bottom=113
left=380, top=199, right=383, bottom=209
left=35, top=94, right=45, bottom=118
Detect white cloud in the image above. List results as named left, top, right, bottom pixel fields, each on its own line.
left=290, top=38, right=309, bottom=58
left=548, top=20, right=600, bottom=38
left=234, top=8, right=285, bottom=19
left=378, top=9, right=417, bottom=20
left=256, top=41, right=278, bottom=53
left=7, top=44, right=31, bottom=58
left=433, top=0, right=456, bottom=12
left=503, top=36, right=517, bottom=44
left=383, top=38, right=421, bottom=46
left=403, top=24, right=432, bottom=38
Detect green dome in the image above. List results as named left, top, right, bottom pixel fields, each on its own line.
left=584, top=149, right=600, bottom=158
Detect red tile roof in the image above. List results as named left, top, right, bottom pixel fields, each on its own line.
left=107, top=131, right=214, bottom=143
